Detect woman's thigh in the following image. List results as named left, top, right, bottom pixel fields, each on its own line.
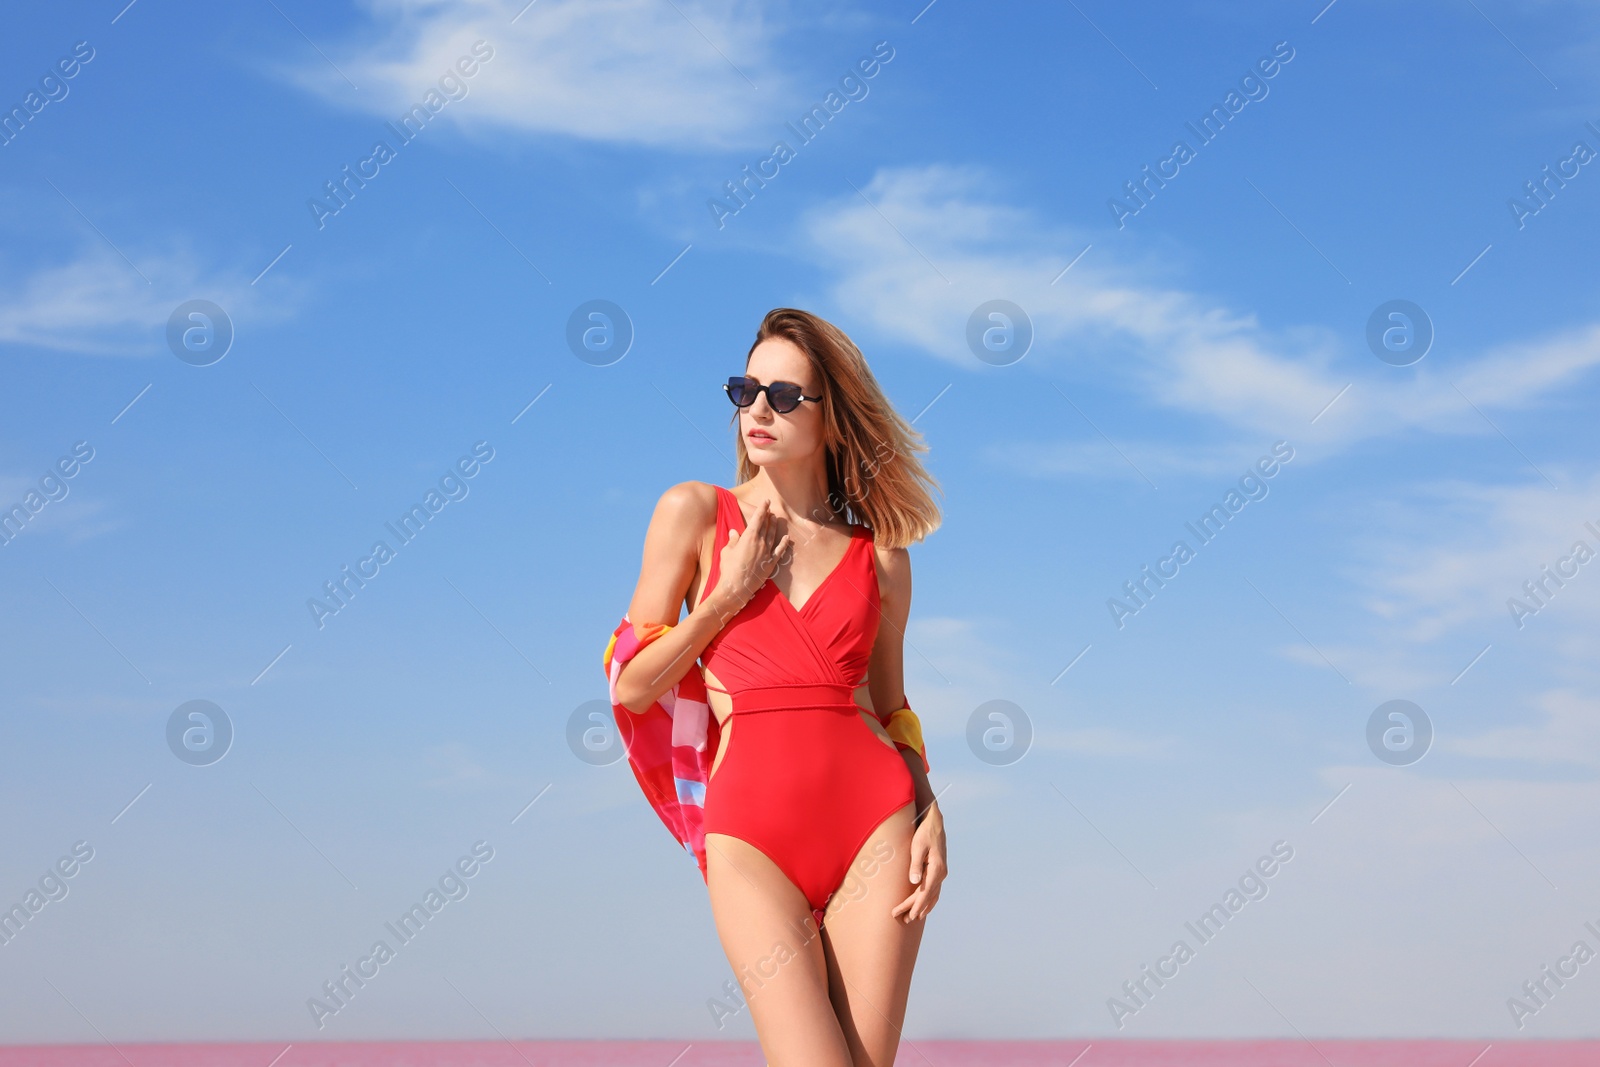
left=705, top=831, right=853, bottom=1067
left=819, top=802, right=924, bottom=1067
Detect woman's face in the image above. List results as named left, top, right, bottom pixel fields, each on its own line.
left=739, top=337, right=824, bottom=465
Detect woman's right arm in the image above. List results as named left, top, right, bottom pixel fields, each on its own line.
left=613, top=482, right=774, bottom=713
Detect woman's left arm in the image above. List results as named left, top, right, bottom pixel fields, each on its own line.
left=866, top=544, right=947, bottom=925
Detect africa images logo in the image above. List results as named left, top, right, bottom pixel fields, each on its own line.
left=307, top=442, right=495, bottom=629
left=308, top=41, right=495, bottom=230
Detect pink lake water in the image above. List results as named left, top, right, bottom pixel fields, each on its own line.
left=0, top=1041, right=1591, bottom=1066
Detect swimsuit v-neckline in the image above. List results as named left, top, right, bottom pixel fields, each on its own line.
left=719, top=485, right=862, bottom=618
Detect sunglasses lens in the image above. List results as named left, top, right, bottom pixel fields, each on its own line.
left=767, top=383, right=802, bottom=413
left=726, top=377, right=810, bottom=412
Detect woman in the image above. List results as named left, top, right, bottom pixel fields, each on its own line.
left=605, top=308, right=947, bottom=1064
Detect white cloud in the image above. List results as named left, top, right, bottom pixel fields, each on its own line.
left=1225, top=469, right=1600, bottom=702
left=1353, top=472, right=1600, bottom=643
left=0, top=478, right=119, bottom=547
left=0, top=254, right=159, bottom=355
left=1446, top=689, right=1600, bottom=769
left=0, top=243, right=297, bottom=358
left=278, top=0, right=790, bottom=150
left=797, top=165, right=1600, bottom=473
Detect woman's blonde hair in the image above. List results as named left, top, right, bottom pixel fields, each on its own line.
left=732, top=308, right=942, bottom=549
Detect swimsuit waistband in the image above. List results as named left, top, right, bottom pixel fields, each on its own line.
left=731, top=682, right=860, bottom=716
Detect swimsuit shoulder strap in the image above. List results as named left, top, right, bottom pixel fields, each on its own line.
left=700, top=484, right=732, bottom=608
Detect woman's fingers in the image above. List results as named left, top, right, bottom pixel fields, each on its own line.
left=750, top=499, right=774, bottom=564
left=908, top=833, right=930, bottom=885
left=891, top=843, right=942, bottom=922
left=899, top=849, right=947, bottom=922
left=764, top=509, right=784, bottom=562
left=890, top=882, right=938, bottom=923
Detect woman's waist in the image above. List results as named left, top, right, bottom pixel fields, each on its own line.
left=709, top=680, right=864, bottom=716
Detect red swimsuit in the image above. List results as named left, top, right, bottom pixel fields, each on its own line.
left=699, top=485, right=916, bottom=929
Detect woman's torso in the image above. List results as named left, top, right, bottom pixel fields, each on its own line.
left=689, top=483, right=884, bottom=730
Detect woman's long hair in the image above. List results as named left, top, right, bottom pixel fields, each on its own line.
left=732, top=308, right=942, bottom=549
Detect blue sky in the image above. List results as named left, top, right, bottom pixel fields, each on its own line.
left=2, top=0, right=1598, bottom=1045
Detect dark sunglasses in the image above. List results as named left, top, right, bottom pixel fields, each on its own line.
left=723, top=375, right=821, bottom=415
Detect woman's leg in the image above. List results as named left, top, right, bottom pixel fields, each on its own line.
left=705, top=832, right=854, bottom=1066
left=819, top=802, right=924, bottom=1067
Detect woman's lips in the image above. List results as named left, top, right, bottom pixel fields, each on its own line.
left=747, top=431, right=775, bottom=444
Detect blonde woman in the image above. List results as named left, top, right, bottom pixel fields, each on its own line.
left=608, top=308, right=947, bottom=1064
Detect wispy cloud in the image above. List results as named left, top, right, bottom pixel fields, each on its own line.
left=1354, top=472, right=1600, bottom=643
left=797, top=165, right=1600, bottom=471
left=0, top=243, right=297, bottom=358
left=275, top=0, right=789, bottom=150
left=0, top=476, right=119, bottom=545
left=1446, top=689, right=1600, bottom=770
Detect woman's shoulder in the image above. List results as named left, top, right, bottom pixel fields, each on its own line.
left=658, top=480, right=722, bottom=512
left=870, top=539, right=910, bottom=567
left=647, top=481, right=721, bottom=542
left=869, top=539, right=911, bottom=598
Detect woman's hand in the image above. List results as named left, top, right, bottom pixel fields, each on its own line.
left=708, top=497, right=790, bottom=621
left=891, top=798, right=946, bottom=924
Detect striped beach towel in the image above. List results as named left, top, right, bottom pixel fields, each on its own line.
left=603, top=615, right=720, bottom=877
